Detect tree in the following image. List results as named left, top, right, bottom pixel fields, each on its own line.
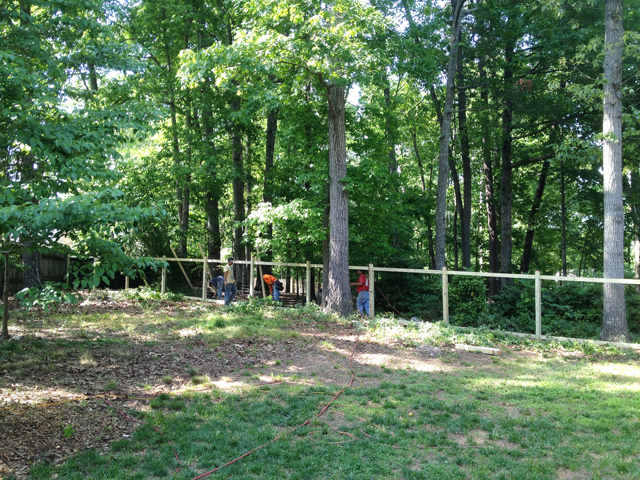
left=435, top=0, right=466, bottom=269
left=181, top=0, right=388, bottom=315
left=601, top=0, right=630, bottom=342
left=0, top=0, right=163, bottom=297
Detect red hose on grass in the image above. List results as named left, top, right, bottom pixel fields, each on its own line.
left=191, top=337, right=360, bottom=480
left=376, top=288, right=411, bottom=321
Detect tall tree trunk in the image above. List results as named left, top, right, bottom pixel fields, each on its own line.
left=169, top=95, right=187, bottom=257
left=22, top=243, right=40, bottom=289
left=231, top=102, right=245, bottom=267
left=453, top=205, right=459, bottom=269
left=435, top=0, right=466, bottom=269
left=520, top=159, right=551, bottom=273
left=244, top=136, right=253, bottom=286
left=88, top=62, right=98, bottom=92
left=201, top=87, right=221, bottom=261
left=411, top=129, right=435, bottom=268
left=499, top=40, right=515, bottom=290
left=325, top=84, right=352, bottom=316
left=448, top=152, right=463, bottom=267
left=560, top=156, right=568, bottom=276
left=480, top=60, right=498, bottom=296
left=456, top=30, right=471, bottom=269
left=263, top=107, right=278, bottom=275
left=400, top=0, right=436, bottom=269
left=205, top=195, right=221, bottom=260
left=322, top=182, right=330, bottom=306
left=385, top=79, right=401, bottom=249
left=601, top=0, right=629, bottom=342
left=180, top=96, right=192, bottom=258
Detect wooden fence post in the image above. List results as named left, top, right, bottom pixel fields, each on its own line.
left=250, top=259, right=255, bottom=297
left=66, top=254, right=70, bottom=284
left=368, top=263, right=375, bottom=319
left=202, top=255, right=207, bottom=301
left=442, top=266, right=449, bottom=323
left=306, top=261, right=311, bottom=305
left=161, top=256, right=166, bottom=294
left=535, top=270, right=541, bottom=339
left=3, top=252, right=10, bottom=339
left=125, top=276, right=129, bottom=290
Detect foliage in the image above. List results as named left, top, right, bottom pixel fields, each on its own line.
left=485, top=280, right=640, bottom=338
left=0, top=0, right=166, bottom=286
left=119, top=286, right=184, bottom=303
left=448, top=275, right=488, bottom=325
left=16, top=283, right=79, bottom=314
left=1, top=0, right=640, bottom=336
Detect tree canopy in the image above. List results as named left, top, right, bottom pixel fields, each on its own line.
left=3, top=0, right=640, bottom=340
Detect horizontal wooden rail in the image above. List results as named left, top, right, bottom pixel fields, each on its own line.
left=538, top=274, right=640, bottom=285
left=148, top=256, right=639, bottom=346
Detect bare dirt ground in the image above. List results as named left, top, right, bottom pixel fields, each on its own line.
left=0, top=298, right=503, bottom=479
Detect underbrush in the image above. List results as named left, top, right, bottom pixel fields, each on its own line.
left=363, top=317, right=640, bottom=357
left=375, top=276, right=640, bottom=340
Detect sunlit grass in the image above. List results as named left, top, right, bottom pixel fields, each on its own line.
left=28, top=352, right=640, bottom=479
left=4, top=295, right=639, bottom=479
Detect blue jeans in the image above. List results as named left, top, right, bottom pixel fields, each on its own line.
left=224, top=283, right=237, bottom=305
left=209, top=277, right=225, bottom=299
left=272, top=287, right=280, bottom=301
left=357, top=291, right=370, bottom=316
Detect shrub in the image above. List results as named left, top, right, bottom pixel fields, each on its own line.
left=448, top=275, right=487, bottom=325
left=16, top=283, right=79, bottom=313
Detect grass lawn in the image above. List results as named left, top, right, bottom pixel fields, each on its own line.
left=1, top=290, right=639, bottom=479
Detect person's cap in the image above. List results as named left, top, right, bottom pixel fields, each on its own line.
left=227, top=257, right=234, bottom=262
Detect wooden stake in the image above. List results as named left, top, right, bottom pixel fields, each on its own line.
left=169, top=244, right=196, bottom=293
left=256, top=245, right=267, bottom=299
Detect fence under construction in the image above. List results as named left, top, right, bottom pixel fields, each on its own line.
left=6, top=251, right=639, bottom=350
left=145, top=255, right=640, bottom=350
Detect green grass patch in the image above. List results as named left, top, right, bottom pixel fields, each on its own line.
left=6, top=297, right=638, bottom=479
left=29, top=354, right=640, bottom=479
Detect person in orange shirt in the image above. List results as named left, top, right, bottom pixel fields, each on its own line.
left=263, top=274, right=280, bottom=301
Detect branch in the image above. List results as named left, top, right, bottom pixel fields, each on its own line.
left=145, top=53, right=163, bottom=69
left=276, top=59, right=329, bottom=88
left=511, top=152, right=553, bottom=170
